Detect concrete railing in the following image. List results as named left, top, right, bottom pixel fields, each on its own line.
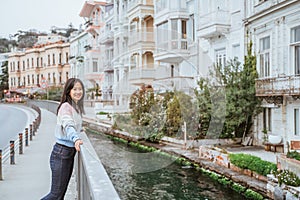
left=27, top=100, right=120, bottom=200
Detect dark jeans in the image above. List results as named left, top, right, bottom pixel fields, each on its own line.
left=41, top=143, right=76, bottom=200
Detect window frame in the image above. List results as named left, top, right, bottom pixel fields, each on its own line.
left=259, top=36, right=271, bottom=77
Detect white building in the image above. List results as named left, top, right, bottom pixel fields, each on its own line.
left=99, top=2, right=114, bottom=106
left=79, top=1, right=107, bottom=90
left=69, top=30, right=90, bottom=85
left=153, top=0, right=198, bottom=94
left=246, top=0, right=300, bottom=151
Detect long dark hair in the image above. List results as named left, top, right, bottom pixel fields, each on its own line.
left=57, top=78, right=85, bottom=115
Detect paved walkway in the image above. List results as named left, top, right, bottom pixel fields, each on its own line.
left=0, top=108, right=76, bottom=200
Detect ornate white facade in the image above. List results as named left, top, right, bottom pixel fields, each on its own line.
left=246, top=0, right=300, bottom=150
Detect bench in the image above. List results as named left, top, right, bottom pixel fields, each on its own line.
left=264, top=142, right=284, bottom=153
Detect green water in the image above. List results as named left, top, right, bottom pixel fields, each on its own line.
left=88, top=132, right=245, bottom=200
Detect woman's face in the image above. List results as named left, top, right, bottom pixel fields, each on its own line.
left=70, top=82, right=83, bottom=103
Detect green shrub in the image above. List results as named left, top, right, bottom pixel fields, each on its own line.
left=232, top=183, right=246, bottom=193
left=97, top=111, right=108, bottom=115
left=287, top=151, right=300, bottom=161
left=229, top=153, right=277, bottom=176
left=244, top=189, right=264, bottom=200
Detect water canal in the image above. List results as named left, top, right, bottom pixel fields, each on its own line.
left=87, top=131, right=245, bottom=200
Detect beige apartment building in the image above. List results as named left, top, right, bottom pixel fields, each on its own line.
left=8, top=35, right=70, bottom=94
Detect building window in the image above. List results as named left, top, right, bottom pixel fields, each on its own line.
left=157, top=21, right=168, bottom=50
left=27, top=75, right=30, bottom=85
left=48, top=55, right=50, bottom=66
left=215, top=48, right=226, bottom=69
left=291, top=26, right=300, bottom=75
left=259, top=36, right=270, bottom=77
left=53, top=54, right=55, bottom=65
left=295, top=108, right=300, bottom=135
left=232, top=44, right=241, bottom=61
left=59, top=53, right=62, bottom=64
left=171, top=19, right=178, bottom=49
left=66, top=52, right=69, bottom=63
left=48, top=73, right=50, bottom=83
left=37, top=74, right=39, bottom=86
left=27, top=59, right=29, bottom=69
left=263, top=108, right=272, bottom=132
left=31, top=58, right=34, bottom=68
left=93, top=60, right=98, bottom=72
left=37, top=57, right=39, bottom=67
left=41, top=57, right=43, bottom=67
left=59, top=72, right=62, bottom=84
left=187, top=14, right=195, bottom=42
left=23, top=61, right=25, bottom=71
left=32, top=74, right=34, bottom=85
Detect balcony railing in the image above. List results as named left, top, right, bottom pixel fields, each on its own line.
left=128, top=66, right=156, bottom=82
left=128, top=0, right=154, bottom=11
left=256, top=75, right=300, bottom=96
left=154, top=76, right=194, bottom=92
left=199, top=10, right=230, bottom=28
left=99, top=30, right=114, bottom=44
left=128, top=31, right=154, bottom=46
left=198, top=10, right=230, bottom=38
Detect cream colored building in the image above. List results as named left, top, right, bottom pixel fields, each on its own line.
left=8, top=35, right=70, bottom=94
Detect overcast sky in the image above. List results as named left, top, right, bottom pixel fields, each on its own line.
left=0, top=0, right=86, bottom=39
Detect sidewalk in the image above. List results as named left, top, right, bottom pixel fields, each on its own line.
left=0, top=108, right=76, bottom=200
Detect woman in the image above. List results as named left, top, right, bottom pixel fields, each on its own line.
left=42, top=78, right=85, bottom=200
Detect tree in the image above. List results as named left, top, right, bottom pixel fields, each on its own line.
left=195, top=41, right=261, bottom=139
left=0, top=61, right=8, bottom=98
left=130, top=85, right=156, bottom=126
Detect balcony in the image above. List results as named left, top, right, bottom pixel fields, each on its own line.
left=85, top=46, right=101, bottom=57
left=128, top=31, right=154, bottom=50
left=256, top=75, right=300, bottom=97
left=99, top=30, right=114, bottom=44
left=104, top=60, right=114, bottom=72
left=128, top=65, right=156, bottom=85
left=128, top=0, right=154, bottom=17
left=86, top=21, right=103, bottom=36
left=198, top=10, right=231, bottom=39
left=154, top=39, right=189, bottom=63
left=154, top=76, right=195, bottom=93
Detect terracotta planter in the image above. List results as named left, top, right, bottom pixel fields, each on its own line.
left=252, top=172, right=267, bottom=182
left=230, top=163, right=243, bottom=173
left=243, top=169, right=252, bottom=177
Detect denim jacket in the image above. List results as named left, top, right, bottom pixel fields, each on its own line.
left=55, top=102, right=82, bottom=147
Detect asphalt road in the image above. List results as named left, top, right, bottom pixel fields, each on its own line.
left=0, top=104, right=27, bottom=149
